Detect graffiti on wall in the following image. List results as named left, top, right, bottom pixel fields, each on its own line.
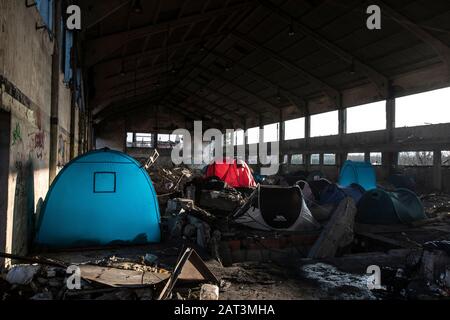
left=28, top=130, right=45, bottom=160
left=57, top=133, right=70, bottom=168
left=12, top=122, right=22, bottom=146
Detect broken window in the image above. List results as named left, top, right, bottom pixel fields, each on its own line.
left=234, top=130, right=245, bottom=146
left=310, top=154, right=320, bottom=165
left=263, top=123, right=279, bottom=142
left=370, top=152, right=382, bottom=166
left=248, top=155, right=258, bottom=164
left=135, top=133, right=153, bottom=148
left=347, top=101, right=386, bottom=133
left=396, top=87, right=450, bottom=127
left=247, top=127, right=260, bottom=144
left=323, top=153, right=336, bottom=165
left=398, top=151, right=434, bottom=166
left=284, top=118, right=305, bottom=140
left=291, top=154, right=303, bottom=165
left=442, top=151, right=450, bottom=166
left=157, top=134, right=183, bottom=149
left=224, top=132, right=233, bottom=146
left=310, top=110, right=339, bottom=137
left=347, top=153, right=365, bottom=162
left=126, top=132, right=133, bottom=147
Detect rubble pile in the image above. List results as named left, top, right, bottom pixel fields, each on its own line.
left=421, top=193, right=450, bottom=218
left=0, top=248, right=220, bottom=301
left=147, top=164, right=196, bottom=195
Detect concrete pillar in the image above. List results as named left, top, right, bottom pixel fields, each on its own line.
left=278, top=109, right=285, bottom=170
left=319, top=153, right=324, bottom=171
left=49, top=2, right=62, bottom=184
left=384, top=94, right=396, bottom=177
left=305, top=113, right=311, bottom=140
left=243, top=118, right=248, bottom=162
left=0, top=111, right=11, bottom=267
left=152, top=133, right=157, bottom=149
left=433, top=149, right=442, bottom=191
left=304, top=113, right=311, bottom=171
left=337, top=107, right=347, bottom=167
left=304, top=153, right=311, bottom=171
left=69, top=95, right=76, bottom=160
left=258, top=115, right=264, bottom=173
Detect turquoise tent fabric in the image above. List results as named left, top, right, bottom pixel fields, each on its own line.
left=338, top=160, right=376, bottom=190
left=34, top=148, right=161, bottom=248
left=356, top=188, right=426, bottom=225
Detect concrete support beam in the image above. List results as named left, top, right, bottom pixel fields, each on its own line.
left=433, top=149, right=442, bottom=191
left=49, top=2, right=62, bottom=184
left=384, top=94, right=396, bottom=177
left=337, top=107, right=347, bottom=167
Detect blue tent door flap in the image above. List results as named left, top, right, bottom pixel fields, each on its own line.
left=34, top=149, right=161, bottom=248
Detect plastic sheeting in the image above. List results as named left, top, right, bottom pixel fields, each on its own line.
left=320, top=183, right=365, bottom=206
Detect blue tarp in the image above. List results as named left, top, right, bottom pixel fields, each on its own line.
left=320, top=183, right=365, bottom=206
left=356, top=188, right=426, bottom=225
left=34, top=148, right=161, bottom=248
left=338, top=160, right=376, bottom=191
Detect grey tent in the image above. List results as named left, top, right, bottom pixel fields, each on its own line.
left=234, top=185, right=320, bottom=231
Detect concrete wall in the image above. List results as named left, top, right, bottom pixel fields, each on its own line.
left=0, top=0, right=81, bottom=264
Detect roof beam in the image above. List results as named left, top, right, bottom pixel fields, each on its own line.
left=165, top=98, right=223, bottom=126
left=94, top=60, right=200, bottom=99
left=209, top=51, right=306, bottom=110
left=158, top=4, right=259, bottom=112
left=85, top=2, right=254, bottom=66
left=177, top=88, right=244, bottom=125
left=92, top=30, right=226, bottom=74
left=374, top=0, right=450, bottom=77
left=185, top=77, right=259, bottom=118
left=195, top=65, right=281, bottom=114
left=257, top=0, right=389, bottom=97
left=170, top=92, right=234, bottom=127
left=230, top=32, right=341, bottom=104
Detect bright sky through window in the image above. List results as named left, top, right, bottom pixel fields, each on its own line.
left=310, top=110, right=338, bottom=137
left=347, top=101, right=386, bottom=133
left=264, top=123, right=279, bottom=142
left=396, top=87, right=450, bottom=127
left=247, top=127, right=260, bottom=144
left=284, top=118, right=305, bottom=140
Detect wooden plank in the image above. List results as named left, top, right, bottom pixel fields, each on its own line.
left=308, top=197, right=357, bottom=259
left=79, top=265, right=170, bottom=288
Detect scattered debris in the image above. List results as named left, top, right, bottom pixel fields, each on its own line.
left=200, top=284, right=220, bottom=300
left=308, top=197, right=357, bottom=259
left=6, top=265, right=41, bottom=285
left=300, top=263, right=377, bottom=300
left=78, top=264, right=170, bottom=288
left=158, top=248, right=219, bottom=300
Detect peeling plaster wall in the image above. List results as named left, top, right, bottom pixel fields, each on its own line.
left=0, top=0, right=75, bottom=261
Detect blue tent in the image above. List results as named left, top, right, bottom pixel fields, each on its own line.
left=34, top=148, right=161, bottom=248
left=319, top=183, right=365, bottom=206
left=357, top=188, right=426, bottom=225
left=338, top=160, right=376, bottom=191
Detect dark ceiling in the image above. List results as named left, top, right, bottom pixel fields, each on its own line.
left=79, top=0, right=450, bottom=127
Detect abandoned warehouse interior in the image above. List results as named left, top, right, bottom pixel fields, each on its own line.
left=1, top=0, right=450, bottom=301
